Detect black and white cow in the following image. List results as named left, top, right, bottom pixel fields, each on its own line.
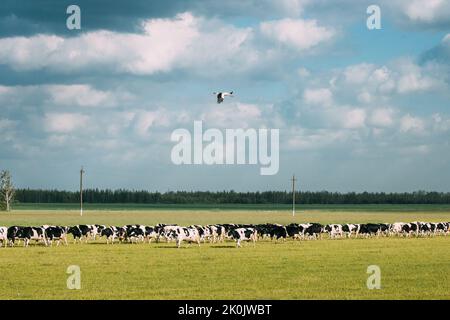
left=189, top=225, right=208, bottom=242
left=67, top=225, right=93, bottom=243
left=144, top=226, right=158, bottom=243
left=93, top=225, right=107, bottom=240
left=390, top=222, right=405, bottom=236
left=401, top=222, right=419, bottom=237
left=205, top=225, right=226, bottom=243
left=166, top=226, right=200, bottom=248
left=7, top=226, right=47, bottom=247
left=285, top=223, right=303, bottom=239
left=342, top=224, right=360, bottom=238
left=304, top=223, right=323, bottom=240
left=112, top=226, right=127, bottom=242
left=253, top=224, right=270, bottom=240
left=124, top=225, right=146, bottom=243
left=99, top=227, right=118, bottom=244
left=228, top=228, right=257, bottom=248
left=358, top=224, right=379, bottom=237
left=221, top=224, right=238, bottom=236
left=416, top=221, right=431, bottom=236
left=0, top=226, right=7, bottom=247
left=158, top=225, right=180, bottom=242
left=267, top=224, right=288, bottom=241
left=324, top=224, right=343, bottom=239
left=45, top=226, right=68, bottom=246
left=212, top=225, right=226, bottom=242
left=434, top=222, right=448, bottom=235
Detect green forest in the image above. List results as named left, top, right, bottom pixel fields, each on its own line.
left=13, top=189, right=450, bottom=204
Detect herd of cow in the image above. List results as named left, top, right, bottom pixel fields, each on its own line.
left=0, top=221, right=449, bottom=248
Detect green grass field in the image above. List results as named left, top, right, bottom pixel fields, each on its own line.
left=0, top=205, right=449, bottom=300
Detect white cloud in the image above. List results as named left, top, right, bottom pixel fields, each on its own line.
left=443, top=33, right=450, bottom=43
left=0, top=85, right=14, bottom=95
left=286, top=128, right=357, bottom=150
left=372, top=66, right=391, bottom=83
left=403, top=0, right=447, bottom=23
left=432, top=113, right=450, bottom=132
left=371, top=0, right=450, bottom=29
left=343, top=63, right=375, bottom=84
left=370, top=108, right=394, bottom=128
left=260, top=18, right=335, bottom=51
left=357, top=91, right=372, bottom=104
left=275, top=0, right=307, bottom=16
left=342, top=108, right=366, bottom=129
left=328, top=59, right=446, bottom=104
left=0, top=12, right=304, bottom=76
left=303, top=88, right=333, bottom=107
left=46, top=85, right=121, bottom=107
left=0, top=84, right=132, bottom=109
left=202, top=102, right=263, bottom=128
left=44, top=113, right=89, bottom=133
left=0, top=13, right=199, bottom=74
left=297, top=67, right=310, bottom=77
left=396, top=61, right=438, bottom=94
left=133, top=109, right=171, bottom=137
left=400, top=114, right=425, bottom=134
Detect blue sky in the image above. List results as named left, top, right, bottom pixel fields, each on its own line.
left=0, top=0, right=449, bottom=192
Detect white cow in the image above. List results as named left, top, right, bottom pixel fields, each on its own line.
left=144, top=226, right=159, bottom=243
left=170, top=227, right=200, bottom=248
left=158, top=225, right=180, bottom=242
left=325, top=224, right=343, bottom=239
left=210, top=225, right=226, bottom=243
left=228, top=228, right=257, bottom=248
left=0, top=227, right=7, bottom=247
left=342, top=224, right=359, bottom=238
left=390, top=222, right=405, bottom=236
left=9, top=226, right=47, bottom=247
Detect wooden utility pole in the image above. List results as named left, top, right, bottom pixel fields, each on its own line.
left=291, top=175, right=297, bottom=217
left=80, top=166, right=84, bottom=216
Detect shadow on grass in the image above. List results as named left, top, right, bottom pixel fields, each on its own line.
left=209, top=245, right=237, bottom=249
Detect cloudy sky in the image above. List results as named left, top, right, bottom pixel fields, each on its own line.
left=0, top=0, right=449, bottom=192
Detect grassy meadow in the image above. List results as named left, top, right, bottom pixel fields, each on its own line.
left=0, top=204, right=449, bottom=300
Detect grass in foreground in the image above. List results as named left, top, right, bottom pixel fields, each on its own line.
left=0, top=209, right=449, bottom=300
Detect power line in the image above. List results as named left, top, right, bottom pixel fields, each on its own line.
left=80, top=166, right=84, bottom=216
left=291, top=174, right=297, bottom=217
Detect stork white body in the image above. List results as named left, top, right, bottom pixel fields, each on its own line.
left=213, top=91, right=234, bottom=104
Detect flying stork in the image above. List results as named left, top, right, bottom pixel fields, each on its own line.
left=213, top=91, right=234, bottom=104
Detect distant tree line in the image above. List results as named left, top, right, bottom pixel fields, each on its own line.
left=13, top=189, right=450, bottom=204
